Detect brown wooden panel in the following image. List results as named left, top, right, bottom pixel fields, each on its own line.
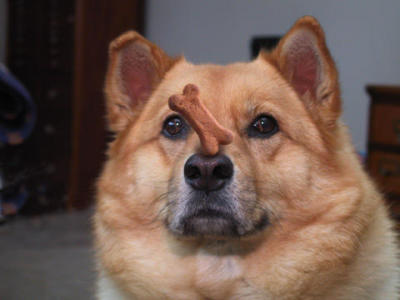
left=369, top=103, right=400, bottom=146
left=368, top=151, right=400, bottom=196
left=5, top=0, right=75, bottom=214
left=69, top=0, right=144, bottom=209
left=367, top=85, right=400, bottom=103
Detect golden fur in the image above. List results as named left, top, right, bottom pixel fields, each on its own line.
left=94, top=17, right=399, bottom=299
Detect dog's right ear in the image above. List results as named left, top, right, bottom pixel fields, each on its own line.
left=265, top=17, right=341, bottom=128
left=105, top=31, right=176, bottom=132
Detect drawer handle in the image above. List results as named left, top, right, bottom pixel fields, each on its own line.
left=378, top=158, right=400, bottom=177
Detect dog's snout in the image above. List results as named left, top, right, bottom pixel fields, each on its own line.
left=184, top=154, right=233, bottom=191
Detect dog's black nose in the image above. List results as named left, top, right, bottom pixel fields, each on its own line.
left=184, top=154, right=234, bottom=191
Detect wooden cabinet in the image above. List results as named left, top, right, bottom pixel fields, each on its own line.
left=4, top=0, right=144, bottom=212
left=367, top=85, right=400, bottom=219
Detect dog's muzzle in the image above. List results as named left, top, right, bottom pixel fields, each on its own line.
left=178, top=154, right=238, bottom=236
left=166, top=154, right=269, bottom=238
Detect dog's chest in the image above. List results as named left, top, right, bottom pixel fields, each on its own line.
left=193, top=250, right=245, bottom=299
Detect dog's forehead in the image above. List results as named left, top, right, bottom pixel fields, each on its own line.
left=155, top=58, right=295, bottom=115
left=166, top=59, right=283, bottom=98
left=145, top=58, right=305, bottom=133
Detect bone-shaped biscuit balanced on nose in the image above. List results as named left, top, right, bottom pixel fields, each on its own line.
left=168, top=84, right=233, bottom=156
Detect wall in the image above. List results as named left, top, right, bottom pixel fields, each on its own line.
left=145, top=0, right=400, bottom=152
left=0, top=0, right=6, bottom=63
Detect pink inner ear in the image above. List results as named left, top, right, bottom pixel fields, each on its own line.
left=286, top=37, right=319, bottom=98
left=120, top=44, right=155, bottom=107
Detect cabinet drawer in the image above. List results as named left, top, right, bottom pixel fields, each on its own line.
left=368, top=151, right=400, bottom=196
left=369, top=103, right=400, bottom=145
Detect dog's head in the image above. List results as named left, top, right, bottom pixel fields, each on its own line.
left=98, top=16, right=344, bottom=241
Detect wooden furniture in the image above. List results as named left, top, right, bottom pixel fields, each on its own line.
left=5, top=0, right=144, bottom=212
left=367, top=85, right=400, bottom=219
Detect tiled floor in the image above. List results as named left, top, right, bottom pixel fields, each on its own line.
left=0, top=209, right=95, bottom=300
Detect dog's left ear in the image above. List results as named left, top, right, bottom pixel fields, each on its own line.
left=105, top=31, right=176, bottom=132
left=266, top=16, right=341, bottom=127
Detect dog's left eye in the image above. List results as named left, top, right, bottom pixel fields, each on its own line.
left=162, top=115, right=188, bottom=139
left=248, top=115, right=279, bottom=138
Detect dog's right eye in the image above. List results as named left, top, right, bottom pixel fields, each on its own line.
left=162, top=115, right=188, bottom=139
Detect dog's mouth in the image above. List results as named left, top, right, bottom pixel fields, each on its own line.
left=166, top=191, right=269, bottom=238
left=180, top=207, right=239, bottom=236
left=191, top=208, right=231, bottom=219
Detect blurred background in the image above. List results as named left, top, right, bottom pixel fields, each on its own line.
left=0, top=0, right=399, bottom=299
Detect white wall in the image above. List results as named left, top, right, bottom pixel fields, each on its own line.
left=0, top=0, right=6, bottom=63
left=145, top=0, right=400, bottom=153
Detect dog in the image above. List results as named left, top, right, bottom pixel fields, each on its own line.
left=94, top=16, right=399, bottom=299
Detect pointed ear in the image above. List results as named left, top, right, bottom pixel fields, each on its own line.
left=266, top=16, right=341, bottom=127
left=105, top=31, right=177, bottom=132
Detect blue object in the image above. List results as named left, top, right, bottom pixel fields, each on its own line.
left=0, top=64, right=36, bottom=145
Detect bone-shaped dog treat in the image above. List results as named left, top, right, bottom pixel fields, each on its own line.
left=168, top=84, right=233, bottom=156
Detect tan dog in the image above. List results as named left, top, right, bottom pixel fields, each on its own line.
left=94, top=16, right=399, bottom=300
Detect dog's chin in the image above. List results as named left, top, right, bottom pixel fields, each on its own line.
left=168, top=209, right=269, bottom=239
